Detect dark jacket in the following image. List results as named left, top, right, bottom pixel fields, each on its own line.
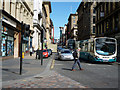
left=73, top=49, right=78, bottom=58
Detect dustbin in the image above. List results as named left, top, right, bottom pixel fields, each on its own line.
left=22, top=52, right=24, bottom=59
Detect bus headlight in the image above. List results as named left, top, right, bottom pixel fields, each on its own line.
left=112, top=57, right=116, bottom=59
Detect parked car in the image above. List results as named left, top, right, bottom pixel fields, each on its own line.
left=58, top=49, right=74, bottom=60
left=47, top=49, right=52, bottom=55
left=43, top=49, right=48, bottom=58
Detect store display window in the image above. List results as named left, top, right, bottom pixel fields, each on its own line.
left=1, top=26, right=14, bottom=57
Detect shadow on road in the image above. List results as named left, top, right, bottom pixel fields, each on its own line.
left=2, top=68, right=20, bottom=75
left=80, top=59, right=114, bottom=65
left=62, top=68, right=72, bottom=71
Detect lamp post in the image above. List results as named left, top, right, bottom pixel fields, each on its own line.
left=40, top=29, right=43, bottom=65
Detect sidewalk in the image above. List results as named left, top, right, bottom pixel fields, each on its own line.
left=2, top=53, right=50, bottom=81
left=2, top=53, right=87, bottom=88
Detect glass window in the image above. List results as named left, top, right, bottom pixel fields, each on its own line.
left=106, top=3, right=109, bottom=14
left=102, top=22, right=104, bottom=34
left=90, top=42, right=94, bottom=52
left=96, top=38, right=116, bottom=56
left=73, top=16, right=75, bottom=19
left=93, top=8, right=95, bottom=14
left=73, top=20, right=75, bottom=23
left=93, top=26, right=95, bottom=33
left=85, top=43, right=88, bottom=52
left=114, top=14, right=119, bottom=31
left=93, top=16, right=95, bottom=24
left=99, top=24, right=101, bottom=34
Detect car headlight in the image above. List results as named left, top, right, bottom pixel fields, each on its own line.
left=61, top=55, right=64, bottom=57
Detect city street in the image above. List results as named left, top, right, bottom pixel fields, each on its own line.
left=2, top=53, right=86, bottom=88
left=2, top=52, right=119, bottom=88
left=1, top=1, right=120, bottom=89
left=53, top=53, right=118, bottom=88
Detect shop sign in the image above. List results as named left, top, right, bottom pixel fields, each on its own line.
left=3, top=15, right=16, bottom=28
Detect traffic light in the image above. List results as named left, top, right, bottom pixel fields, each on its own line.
left=24, top=24, right=30, bottom=37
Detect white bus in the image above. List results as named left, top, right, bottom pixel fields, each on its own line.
left=77, top=37, right=117, bottom=63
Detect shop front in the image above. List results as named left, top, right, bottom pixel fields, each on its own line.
left=1, top=26, right=14, bottom=57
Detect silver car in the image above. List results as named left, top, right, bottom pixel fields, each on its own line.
left=58, top=49, right=74, bottom=60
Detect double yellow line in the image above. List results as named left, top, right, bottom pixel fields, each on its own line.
left=50, top=59, right=55, bottom=69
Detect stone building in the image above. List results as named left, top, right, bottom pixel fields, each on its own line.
left=68, top=13, right=78, bottom=40
left=43, top=1, right=52, bottom=49
left=95, top=2, right=120, bottom=61
left=77, top=2, right=96, bottom=40
left=33, top=0, right=43, bottom=51
left=1, top=0, right=34, bottom=59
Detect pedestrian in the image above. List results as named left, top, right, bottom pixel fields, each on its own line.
left=30, top=47, right=33, bottom=56
left=72, top=48, right=83, bottom=71
left=36, top=48, right=39, bottom=59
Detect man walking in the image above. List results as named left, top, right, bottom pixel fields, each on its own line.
left=72, top=48, right=83, bottom=71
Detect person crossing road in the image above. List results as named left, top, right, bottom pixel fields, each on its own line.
left=72, top=48, right=83, bottom=71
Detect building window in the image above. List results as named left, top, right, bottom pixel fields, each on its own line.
left=93, top=26, right=95, bottom=33
left=102, top=22, right=104, bottom=34
left=93, top=16, right=95, bottom=24
left=99, top=24, right=101, bottom=34
left=115, top=2, right=118, bottom=8
left=114, top=14, right=119, bottom=31
left=73, top=16, right=75, bottom=19
left=106, top=3, right=109, bottom=14
left=109, top=17, right=113, bottom=31
left=73, top=20, right=75, bottom=23
left=1, top=27, right=14, bottom=57
left=96, top=25, right=98, bottom=35
left=10, top=0, right=12, bottom=14
left=3, top=0, right=5, bottom=9
left=93, top=8, right=95, bottom=14
left=110, top=2, right=113, bottom=11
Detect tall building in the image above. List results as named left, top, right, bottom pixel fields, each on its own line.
left=95, top=2, right=120, bottom=61
left=33, top=0, right=43, bottom=50
left=1, top=0, right=34, bottom=59
left=67, top=14, right=78, bottom=40
left=59, top=27, right=64, bottom=45
left=77, top=2, right=96, bottom=40
left=43, top=1, right=52, bottom=49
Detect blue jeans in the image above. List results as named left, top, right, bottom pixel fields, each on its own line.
left=72, top=58, right=82, bottom=70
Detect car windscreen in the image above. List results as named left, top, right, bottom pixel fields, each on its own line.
left=43, top=50, right=47, bottom=52
left=61, top=50, right=71, bottom=53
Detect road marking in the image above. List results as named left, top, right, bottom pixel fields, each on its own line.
left=54, top=64, right=63, bottom=65
left=50, top=59, right=55, bottom=69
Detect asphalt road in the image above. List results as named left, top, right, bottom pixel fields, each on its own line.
left=53, top=53, right=118, bottom=88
